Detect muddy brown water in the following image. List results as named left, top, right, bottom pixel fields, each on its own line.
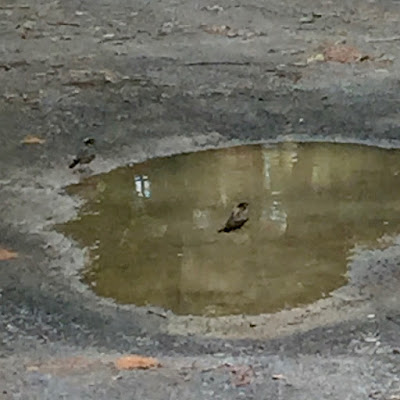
left=60, top=142, right=400, bottom=316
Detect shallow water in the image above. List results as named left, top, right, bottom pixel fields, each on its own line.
left=61, top=142, right=400, bottom=316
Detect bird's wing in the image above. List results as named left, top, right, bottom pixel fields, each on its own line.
left=233, top=207, right=247, bottom=220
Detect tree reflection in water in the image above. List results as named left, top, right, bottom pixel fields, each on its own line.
left=61, top=143, right=400, bottom=316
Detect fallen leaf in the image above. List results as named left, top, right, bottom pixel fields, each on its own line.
left=323, top=44, right=367, bottom=63
left=114, top=355, right=161, bottom=370
left=0, top=247, right=18, bottom=260
left=227, top=365, right=255, bottom=387
left=21, top=135, right=45, bottom=144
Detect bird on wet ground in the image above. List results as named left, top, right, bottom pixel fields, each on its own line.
left=69, top=137, right=96, bottom=169
left=218, top=202, right=249, bottom=233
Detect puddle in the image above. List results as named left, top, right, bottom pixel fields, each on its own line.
left=60, top=142, right=400, bottom=316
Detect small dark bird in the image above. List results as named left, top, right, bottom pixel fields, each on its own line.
left=69, top=137, right=96, bottom=169
left=218, top=202, right=249, bottom=233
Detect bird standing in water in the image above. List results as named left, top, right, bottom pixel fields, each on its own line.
left=69, top=137, right=96, bottom=169
left=218, top=202, right=249, bottom=233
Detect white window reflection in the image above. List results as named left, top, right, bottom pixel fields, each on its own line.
left=134, top=175, right=151, bottom=198
left=270, top=200, right=288, bottom=234
left=261, top=150, right=271, bottom=190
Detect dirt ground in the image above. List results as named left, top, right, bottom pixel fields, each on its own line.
left=2, top=0, right=400, bottom=398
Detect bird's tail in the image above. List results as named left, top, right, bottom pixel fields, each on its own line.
left=217, top=227, right=225, bottom=233
left=69, top=158, right=79, bottom=169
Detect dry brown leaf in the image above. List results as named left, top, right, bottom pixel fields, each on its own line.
left=21, top=135, right=45, bottom=144
left=0, top=247, right=18, bottom=260
left=323, top=44, right=366, bottom=63
left=114, top=355, right=161, bottom=370
left=228, top=365, right=255, bottom=387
